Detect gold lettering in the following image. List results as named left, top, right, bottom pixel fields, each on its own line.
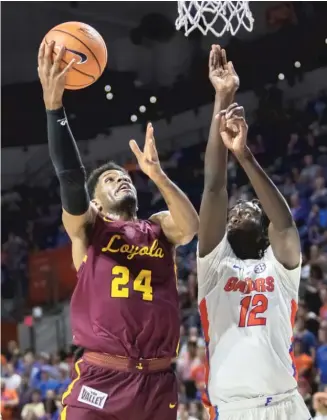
left=127, top=246, right=140, bottom=260
left=139, top=247, right=149, bottom=256
left=102, top=236, right=165, bottom=259
left=120, top=244, right=130, bottom=253
left=101, top=234, right=121, bottom=253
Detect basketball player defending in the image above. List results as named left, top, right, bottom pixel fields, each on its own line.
left=38, top=41, right=199, bottom=420
left=197, top=45, right=311, bottom=420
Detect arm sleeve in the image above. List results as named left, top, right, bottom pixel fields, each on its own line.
left=47, top=107, right=90, bottom=215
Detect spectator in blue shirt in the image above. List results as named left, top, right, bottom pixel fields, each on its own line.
left=34, top=371, right=60, bottom=399
left=295, top=317, right=317, bottom=359
left=317, top=327, right=327, bottom=390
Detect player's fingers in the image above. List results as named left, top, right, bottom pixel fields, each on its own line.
left=148, top=137, right=159, bottom=161
left=43, top=40, right=54, bottom=74
left=215, top=44, right=221, bottom=69
left=129, top=140, right=143, bottom=160
left=209, top=48, right=214, bottom=71
left=45, top=40, right=54, bottom=59
left=60, top=58, right=75, bottom=76
left=228, top=61, right=237, bottom=75
left=221, top=48, right=228, bottom=69
left=215, top=110, right=225, bottom=124
left=228, top=116, right=247, bottom=131
left=220, top=130, right=231, bottom=146
left=145, top=122, right=154, bottom=144
left=226, top=106, right=244, bottom=120
left=52, top=46, right=65, bottom=74
left=225, top=103, right=239, bottom=118
left=38, top=42, right=45, bottom=64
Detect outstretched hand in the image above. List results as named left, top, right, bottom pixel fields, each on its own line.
left=216, top=103, right=249, bottom=158
left=38, top=41, right=75, bottom=110
left=129, top=123, right=164, bottom=181
left=209, top=44, right=239, bottom=95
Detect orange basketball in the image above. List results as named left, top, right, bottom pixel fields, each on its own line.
left=44, top=22, right=107, bottom=90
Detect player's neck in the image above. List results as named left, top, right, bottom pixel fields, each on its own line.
left=107, top=211, right=137, bottom=222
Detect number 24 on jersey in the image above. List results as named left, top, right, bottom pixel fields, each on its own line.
left=111, top=265, right=153, bottom=301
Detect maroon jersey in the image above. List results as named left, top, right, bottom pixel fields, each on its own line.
left=71, top=214, right=180, bottom=359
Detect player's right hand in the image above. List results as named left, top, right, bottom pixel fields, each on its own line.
left=37, top=41, right=75, bottom=110
left=216, top=102, right=248, bottom=159
left=209, top=44, right=239, bottom=95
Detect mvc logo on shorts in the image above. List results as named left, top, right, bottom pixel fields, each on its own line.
left=78, top=385, right=108, bottom=409
left=254, top=263, right=266, bottom=274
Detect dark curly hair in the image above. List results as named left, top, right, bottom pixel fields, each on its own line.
left=86, top=161, right=128, bottom=198
left=228, top=199, right=270, bottom=259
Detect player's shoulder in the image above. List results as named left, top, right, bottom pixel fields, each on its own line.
left=262, top=245, right=302, bottom=294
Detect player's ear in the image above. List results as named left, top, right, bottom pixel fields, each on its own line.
left=91, top=199, right=102, bottom=212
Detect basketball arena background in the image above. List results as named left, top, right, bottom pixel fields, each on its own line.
left=1, top=2, right=327, bottom=419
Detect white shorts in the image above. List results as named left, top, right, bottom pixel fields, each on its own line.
left=208, top=389, right=311, bottom=420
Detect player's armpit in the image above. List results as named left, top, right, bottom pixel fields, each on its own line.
left=62, top=206, right=96, bottom=270
left=268, top=222, right=301, bottom=270
left=149, top=211, right=195, bottom=246
left=198, top=188, right=228, bottom=257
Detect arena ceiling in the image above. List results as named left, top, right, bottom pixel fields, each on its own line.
left=2, top=1, right=282, bottom=86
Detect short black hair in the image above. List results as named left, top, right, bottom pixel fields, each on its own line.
left=87, top=161, right=128, bottom=197
left=229, top=199, right=269, bottom=258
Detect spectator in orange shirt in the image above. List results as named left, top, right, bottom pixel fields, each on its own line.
left=1, top=378, right=19, bottom=420
left=190, top=344, right=206, bottom=393
left=319, top=286, right=327, bottom=320
left=294, top=340, right=314, bottom=377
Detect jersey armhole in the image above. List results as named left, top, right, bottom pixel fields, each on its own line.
left=265, top=246, right=302, bottom=295
left=197, top=233, right=234, bottom=299
left=197, top=232, right=234, bottom=264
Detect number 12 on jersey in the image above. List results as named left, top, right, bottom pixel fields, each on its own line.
left=238, top=294, right=268, bottom=327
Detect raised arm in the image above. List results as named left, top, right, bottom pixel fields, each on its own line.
left=198, top=45, right=239, bottom=257
left=38, top=41, right=95, bottom=269
left=130, top=123, right=199, bottom=246
left=220, top=107, right=301, bottom=269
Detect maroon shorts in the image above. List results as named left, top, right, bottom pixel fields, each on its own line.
left=61, top=357, right=178, bottom=420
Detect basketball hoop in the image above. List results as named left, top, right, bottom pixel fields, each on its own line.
left=175, top=1, right=254, bottom=37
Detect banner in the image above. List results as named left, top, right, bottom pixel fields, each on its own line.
left=28, top=245, right=77, bottom=305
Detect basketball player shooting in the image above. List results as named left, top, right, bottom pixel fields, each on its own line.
left=38, top=41, right=199, bottom=420
left=197, top=45, right=311, bottom=420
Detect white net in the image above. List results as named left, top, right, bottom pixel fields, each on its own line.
left=175, top=1, right=254, bottom=37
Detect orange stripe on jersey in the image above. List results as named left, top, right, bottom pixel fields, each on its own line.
left=208, top=406, right=216, bottom=420
left=199, top=298, right=212, bottom=410
left=289, top=299, right=298, bottom=381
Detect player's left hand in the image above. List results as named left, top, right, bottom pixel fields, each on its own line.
left=216, top=103, right=249, bottom=159
left=129, top=123, right=164, bottom=181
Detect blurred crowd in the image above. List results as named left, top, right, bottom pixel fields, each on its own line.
left=1, top=84, right=327, bottom=419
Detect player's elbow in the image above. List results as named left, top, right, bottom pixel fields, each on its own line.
left=183, top=215, right=200, bottom=242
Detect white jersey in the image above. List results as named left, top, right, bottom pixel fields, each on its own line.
left=197, top=234, right=301, bottom=406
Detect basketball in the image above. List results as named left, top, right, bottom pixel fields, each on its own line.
left=43, top=22, right=107, bottom=90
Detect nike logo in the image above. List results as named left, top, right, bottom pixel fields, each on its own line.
left=233, top=265, right=241, bottom=269
left=65, top=48, right=88, bottom=64
left=57, top=118, right=67, bottom=126
left=169, top=403, right=177, bottom=409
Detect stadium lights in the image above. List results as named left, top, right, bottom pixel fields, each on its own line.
left=294, top=61, right=301, bottom=68
left=278, top=73, right=285, bottom=81
left=131, top=115, right=138, bottom=122
left=104, top=85, right=111, bottom=92
left=106, top=93, right=113, bottom=100
left=139, top=105, right=146, bottom=113
left=150, top=96, right=157, bottom=104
